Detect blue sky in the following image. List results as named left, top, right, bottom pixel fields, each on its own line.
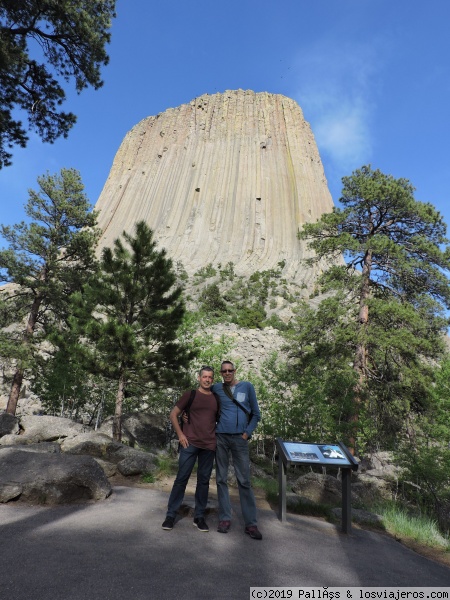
left=1, top=0, right=449, bottom=240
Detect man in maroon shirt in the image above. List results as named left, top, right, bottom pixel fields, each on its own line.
left=162, top=366, right=218, bottom=532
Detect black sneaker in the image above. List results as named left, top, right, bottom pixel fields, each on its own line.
left=193, top=517, right=209, bottom=532
left=162, top=516, right=175, bottom=530
left=244, top=525, right=262, bottom=540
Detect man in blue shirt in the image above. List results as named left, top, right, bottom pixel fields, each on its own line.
left=212, top=360, right=262, bottom=540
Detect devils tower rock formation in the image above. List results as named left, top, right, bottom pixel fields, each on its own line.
left=95, top=89, right=334, bottom=284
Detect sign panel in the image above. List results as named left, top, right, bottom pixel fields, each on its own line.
left=279, top=440, right=356, bottom=468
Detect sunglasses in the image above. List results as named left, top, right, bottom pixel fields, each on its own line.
left=220, top=369, right=235, bottom=373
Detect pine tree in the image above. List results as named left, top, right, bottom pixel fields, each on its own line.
left=0, top=168, right=99, bottom=415
left=74, top=220, right=194, bottom=441
left=0, top=1, right=116, bottom=167
left=296, top=165, right=450, bottom=451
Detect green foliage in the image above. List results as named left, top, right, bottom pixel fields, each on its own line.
left=373, top=501, right=450, bottom=550
left=295, top=165, right=450, bottom=450
left=219, top=261, right=235, bottom=281
left=174, top=261, right=189, bottom=283
left=233, top=304, right=266, bottom=329
left=251, top=352, right=354, bottom=445
left=199, top=283, right=228, bottom=317
left=0, top=168, right=99, bottom=412
left=154, top=453, right=179, bottom=477
left=72, top=221, right=194, bottom=438
left=0, top=0, right=116, bottom=167
left=394, top=357, right=450, bottom=529
left=214, top=266, right=289, bottom=328
left=177, top=310, right=235, bottom=387
left=194, top=263, right=217, bottom=280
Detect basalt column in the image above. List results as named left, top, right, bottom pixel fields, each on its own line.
left=95, top=89, right=335, bottom=284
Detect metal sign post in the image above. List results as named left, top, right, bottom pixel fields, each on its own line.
left=275, top=438, right=358, bottom=534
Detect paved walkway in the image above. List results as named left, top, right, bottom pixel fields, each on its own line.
left=0, top=486, right=449, bottom=600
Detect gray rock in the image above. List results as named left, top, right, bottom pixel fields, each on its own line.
left=0, top=483, right=22, bottom=503
left=0, top=433, right=30, bottom=446
left=286, top=491, right=316, bottom=509
left=61, top=431, right=157, bottom=475
left=60, top=432, right=117, bottom=457
left=358, top=451, right=401, bottom=479
left=19, top=415, right=88, bottom=443
left=99, top=412, right=166, bottom=448
left=0, top=447, right=112, bottom=504
left=0, top=413, right=19, bottom=437
left=117, top=452, right=157, bottom=476
left=93, top=459, right=117, bottom=478
left=291, top=472, right=342, bottom=506
left=0, top=442, right=61, bottom=454
left=104, top=442, right=157, bottom=465
left=352, top=474, right=394, bottom=501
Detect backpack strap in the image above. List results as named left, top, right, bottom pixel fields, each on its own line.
left=183, top=389, right=197, bottom=425
left=212, top=391, right=221, bottom=423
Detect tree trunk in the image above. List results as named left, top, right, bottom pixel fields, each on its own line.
left=350, top=248, right=373, bottom=452
left=113, top=374, right=125, bottom=442
left=6, top=293, right=41, bottom=415
left=5, top=369, right=24, bottom=415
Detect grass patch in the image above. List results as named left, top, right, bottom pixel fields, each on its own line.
left=140, top=454, right=179, bottom=484
left=253, top=476, right=278, bottom=497
left=374, top=502, right=450, bottom=551
left=155, top=454, right=179, bottom=478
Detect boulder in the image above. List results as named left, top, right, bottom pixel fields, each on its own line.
left=93, top=458, right=118, bottom=478
left=19, top=415, right=88, bottom=443
left=291, top=472, right=342, bottom=506
left=61, top=431, right=157, bottom=476
left=286, top=492, right=316, bottom=510
left=60, top=432, right=117, bottom=457
left=0, top=483, right=22, bottom=503
left=0, top=413, right=19, bottom=437
left=0, top=434, right=33, bottom=446
left=352, top=474, right=394, bottom=502
left=358, top=451, right=401, bottom=479
left=0, top=442, right=61, bottom=454
left=117, top=453, right=157, bottom=476
left=0, top=447, right=111, bottom=504
left=98, top=412, right=166, bottom=448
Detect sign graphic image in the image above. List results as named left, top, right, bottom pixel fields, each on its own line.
left=282, top=442, right=352, bottom=466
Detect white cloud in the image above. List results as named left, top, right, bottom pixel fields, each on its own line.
left=293, top=38, right=386, bottom=176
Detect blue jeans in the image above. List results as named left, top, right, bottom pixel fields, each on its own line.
left=166, top=444, right=215, bottom=519
left=215, top=433, right=257, bottom=526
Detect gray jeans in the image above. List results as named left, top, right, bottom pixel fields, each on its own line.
left=215, top=433, right=257, bottom=526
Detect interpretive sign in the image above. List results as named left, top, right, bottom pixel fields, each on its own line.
left=280, top=441, right=357, bottom=468
left=276, top=438, right=358, bottom=534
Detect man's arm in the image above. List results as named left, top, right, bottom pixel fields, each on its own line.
left=170, top=406, right=189, bottom=448
left=245, top=383, right=261, bottom=438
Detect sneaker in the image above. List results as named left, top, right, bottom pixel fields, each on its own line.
left=162, top=516, right=175, bottom=530
left=245, top=525, right=262, bottom=540
left=193, top=517, right=209, bottom=532
left=217, top=520, right=231, bottom=534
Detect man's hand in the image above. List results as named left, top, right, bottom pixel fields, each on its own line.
left=242, top=432, right=249, bottom=440
left=178, top=433, right=189, bottom=448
